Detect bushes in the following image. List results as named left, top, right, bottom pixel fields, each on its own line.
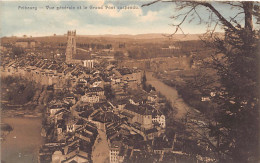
left=1, top=123, right=13, bottom=132
left=2, top=76, right=16, bottom=85
left=1, top=76, right=37, bottom=105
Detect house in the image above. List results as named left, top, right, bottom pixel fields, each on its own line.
left=109, top=99, right=128, bottom=111
left=48, top=104, right=66, bottom=116
left=81, top=94, right=100, bottom=103
left=129, top=97, right=142, bottom=106
left=54, top=109, right=70, bottom=122
left=86, top=87, right=104, bottom=98
left=201, top=96, right=210, bottom=101
left=117, top=68, right=142, bottom=84
left=147, top=94, right=158, bottom=103
left=64, top=93, right=76, bottom=104
left=52, top=141, right=91, bottom=163
left=77, top=77, right=88, bottom=87
left=152, top=110, right=166, bottom=128
left=83, top=59, right=94, bottom=68
left=57, top=122, right=65, bottom=135
left=115, top=93, right=129, bottom=100
left=101, top=76, right=111, bottom=86
left=66, top=116, right=77, bottom=133
left=118, top=147, right=132, bottom=163
left=61, top=154, right=90, bottom=163
left=146, top=128, right=158, bottom=140
left=15, top=39, right=36, bottom=49
left=122, top=104, right=153, bottom=129
left=56, top=120, right=67, bottom=141
left=152, top=136, right=173, bottom=160
left=111, top=76, right=122, bottom=89
left=92, top=111, right=121, bottom=124
left=110, top=141, right=122, bottom=163
left=120, top=111, right=135, bottom=123
left=89, top=77, right=104, bottom=88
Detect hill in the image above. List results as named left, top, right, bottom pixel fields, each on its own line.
left=1, top=33, right=204, bottom=44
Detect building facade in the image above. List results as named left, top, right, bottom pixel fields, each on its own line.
left=15, top=39, right=36, bottom=49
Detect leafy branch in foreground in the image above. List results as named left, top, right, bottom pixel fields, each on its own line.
left=143, top=1, right=259, bottom=162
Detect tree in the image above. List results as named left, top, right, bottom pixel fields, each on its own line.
left=142, top=72, right=147, bottom=83
left=143, top=1, right=259, bottom=162
left=141, top=72, right=148, bottom=91
left=114, top=51, right=124, bottom=60
left=1, top=124, right=13, bottom=132
left=104, top=85, right=115, bottom=100
left=12, top=46, right=24, bottom=58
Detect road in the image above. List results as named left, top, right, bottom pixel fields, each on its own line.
left=70, top=101, right=110, bottom=163
left=91, top=129, right=110, bottom=163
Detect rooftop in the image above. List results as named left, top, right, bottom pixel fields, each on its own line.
left=124, top=104, right=153, bottom=115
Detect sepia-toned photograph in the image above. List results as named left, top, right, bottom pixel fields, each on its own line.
left=0, top=0, right=259, bottom=163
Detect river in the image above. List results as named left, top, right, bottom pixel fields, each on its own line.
left=146, top=71, right=193, bottom=119
left=1, top=117, right=43, bottom=163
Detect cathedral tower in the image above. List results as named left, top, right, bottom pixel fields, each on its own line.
left=66, top=30, right=76, bottom=64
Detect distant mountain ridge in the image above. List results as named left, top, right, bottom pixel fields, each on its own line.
left=78, top=33, right=203, bottom=41
left=2, top=33, right=224, bottom=43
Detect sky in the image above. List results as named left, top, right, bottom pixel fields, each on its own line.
left=0, top=0, right=249, bottom=37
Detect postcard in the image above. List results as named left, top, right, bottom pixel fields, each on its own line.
left=1, top=1, right=259, bottom=163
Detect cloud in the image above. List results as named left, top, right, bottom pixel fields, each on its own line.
left=83, top=1, right=153, bottom=21
left=88, top=0, right=105, bottom=7
left=139, top=11, right=158, bottom=22
left=66, top=20, right=79, bottom=26
left=1, top=0, right=223, bottom=37
left=23, top=18, right=33, bottom=24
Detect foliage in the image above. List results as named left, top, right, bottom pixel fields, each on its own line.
left=2, top=76, right=36, bottom=105
left=142, top=73, right=155, bottom=93
left=104, top=85, right=115, bottom=100
left=77, top=43, right=112, bottom=49
left=207, top=25, right=259, bottom=163
left=143, top=1, right=259, bottom=162
left=2, top=76, right=16, bottom=85
left=11, top=46, right=24, bottom=57
left=1, top=124, right=13, bottom=132
left=114, top=51, right=124, bottom=60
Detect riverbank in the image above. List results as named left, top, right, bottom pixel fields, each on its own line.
left=145, top=71, right=192, bottom=119
left=1, top=104, right=44, bottom=119
left=1, top=123, right=13, bottom=142
left=0, top=103, right=44, bottom=142
left=1, top=75, right=50, bottom=119
left=1, top=91, right=44, bottom=163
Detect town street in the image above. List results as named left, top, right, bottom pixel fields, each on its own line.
left=70, top=100, right=110, bottom=163
left=92, top=129, right=110, bottom=163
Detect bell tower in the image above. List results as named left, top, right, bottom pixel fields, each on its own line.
left=66, top=30, right=76, bottom=64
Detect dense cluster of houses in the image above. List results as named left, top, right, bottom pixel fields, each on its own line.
left=0, top=28, right=223, bottom=162
left=1, top=54, right=173, bottom=162
left=1, top=54, right=181, bottom=162
left=1, top=48, right=215, bottom=162
left=3, top=53, right=221, bottom=163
